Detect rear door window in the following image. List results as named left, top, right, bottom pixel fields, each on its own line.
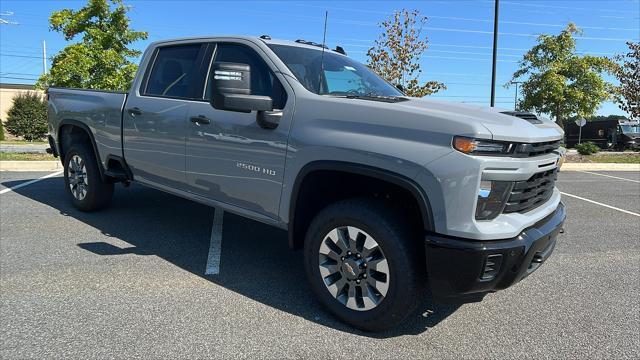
left=143, top=44, right=202, bottom=99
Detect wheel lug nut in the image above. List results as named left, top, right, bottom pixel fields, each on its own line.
left=362, top=274, right=367, bottom=278
left=347, top=251, right=352, bottom=256
left=356, top=254, right=361, bottom=258
left=356, top=279, right=360, bottom=284
left=363, top=263, right=367, bottom=268
left=341, top=257, right=345, bottom=261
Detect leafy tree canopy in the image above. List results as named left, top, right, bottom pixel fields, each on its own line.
left=367, top=9, right=445, bottom=97
left=612, top=41, right=640, bottom=119
left=37, top=0, right=147, bottom=91
left=509, top=23, right=614, bottom=127
left=587, top=114, right=629, bottom=122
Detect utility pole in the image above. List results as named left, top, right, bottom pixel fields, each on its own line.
left=511, top=81, right=522, bottom=110
left=490, top=0, right=499, bottom=107
left=42, top=40, right=47, bottom=75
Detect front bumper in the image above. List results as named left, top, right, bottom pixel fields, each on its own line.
left=425, top=202, right=566, bottom=303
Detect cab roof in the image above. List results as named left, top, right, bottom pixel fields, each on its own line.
left=150, top=35, right=347, bottom=55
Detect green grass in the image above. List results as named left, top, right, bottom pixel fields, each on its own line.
left=566, top=153, right=640, bottom=164
left=0, top=152, right=55, bottom=161
left=0, top=140, right=47, bottom=145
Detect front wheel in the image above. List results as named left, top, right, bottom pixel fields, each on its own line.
left=63, top=143, right=113, bottom=211
left=304, top=198, right=425, bottom=331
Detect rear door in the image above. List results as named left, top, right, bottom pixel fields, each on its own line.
left=185, top=41, right=293, bottom=218
left=123, top=43, right=207, bottom=189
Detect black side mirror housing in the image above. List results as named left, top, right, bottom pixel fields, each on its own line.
left=210, top=62, right=273, bottom=113
left=395, top=83, right=405, bottom=92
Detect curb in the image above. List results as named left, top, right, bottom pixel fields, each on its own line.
left=561, top=163, right=640, bottom=171
left=0, top=161, right=62, bottom=172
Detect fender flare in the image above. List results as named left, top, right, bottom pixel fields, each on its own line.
left=287, top=161, right=435, bottom=248
left=57, top=119, right=106, bottom=180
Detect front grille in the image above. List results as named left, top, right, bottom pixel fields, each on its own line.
left=504, top=169, right=558, bottom=213
left=514, top=140, right=561, bottom=157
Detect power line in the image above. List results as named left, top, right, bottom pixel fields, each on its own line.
left=0, top=76, right=39, bottom=80
left=283, top=2, right=640, bottom=23
left=499, top=0, right=634, bottom=14
left=0, top=53, right=42, bottom=59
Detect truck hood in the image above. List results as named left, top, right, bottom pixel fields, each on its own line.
left=394, top=98, right=564, bottom=143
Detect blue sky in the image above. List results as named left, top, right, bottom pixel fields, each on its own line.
left=1, top=0, right=638, bottom=115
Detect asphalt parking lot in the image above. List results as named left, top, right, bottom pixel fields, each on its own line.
left=1, top=170, right=639, bottom=359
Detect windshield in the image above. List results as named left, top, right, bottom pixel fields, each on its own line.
left=267, top=44, right=403, bottom=97
left=620, top=125, right=640, bottom=134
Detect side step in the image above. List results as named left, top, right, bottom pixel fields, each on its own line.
left=104, top=169, right=129, bottom=181
left=104, top=155, right=133, bottom=183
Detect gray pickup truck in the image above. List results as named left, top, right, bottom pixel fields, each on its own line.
left=47, top=35, right=566, bottom=331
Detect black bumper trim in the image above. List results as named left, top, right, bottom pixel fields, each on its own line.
left=425, top=202, right=566, bottom=303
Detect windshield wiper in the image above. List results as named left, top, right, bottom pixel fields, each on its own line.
left=343, top=94, right=409, bottom=103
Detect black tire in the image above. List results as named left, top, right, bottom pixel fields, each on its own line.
left=63, top=142, right=113, bottom=211
left=303, top=198, right=425, bottom=332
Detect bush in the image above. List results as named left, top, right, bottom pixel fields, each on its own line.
left=0, top=119, right=5, bottom=141
left=575, top=141, right=600, bottom=155
left=5, top=92, right=47, bottom=141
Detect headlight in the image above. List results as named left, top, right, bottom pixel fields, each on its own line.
left=453, top=136, right=512, bottom=155
left=476, top=180, right=513, bottom=220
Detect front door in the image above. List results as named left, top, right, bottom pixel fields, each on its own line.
left=185, top=42, right=292, bottom=218
left=123, top=43, right=205, bottom=189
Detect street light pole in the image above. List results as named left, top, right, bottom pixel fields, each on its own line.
left=42, top=40, right=47, bottom=75
left=511, top=81, right=521, bottom=110
left=490, top=0, right=499, bottom=107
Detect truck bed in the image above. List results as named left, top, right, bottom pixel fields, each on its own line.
left=48, top=87, right=128, bottom=168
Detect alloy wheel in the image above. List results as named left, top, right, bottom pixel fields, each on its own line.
left=68, top=154, right=89, bottom=201
left=318, top=226, right=390, bottom=311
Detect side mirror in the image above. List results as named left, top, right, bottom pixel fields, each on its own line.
left=210, top=62, right=273, bottom=113
left=395, top=83, right=405, bottom=92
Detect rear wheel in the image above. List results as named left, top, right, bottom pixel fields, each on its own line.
left=63, top=143, right=113, bottom=211
left=304, top=198, right=425, bottom=331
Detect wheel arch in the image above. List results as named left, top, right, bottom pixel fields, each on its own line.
left=57, top=120, right=105, bottom=180
left=287, top=161, right=435, bottom=249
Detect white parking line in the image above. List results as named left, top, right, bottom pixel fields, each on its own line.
left=578, top=171, right=640, bottom=184
left=561, top=192, right=640, bottom=217
left=205, top=207, right=224, bottom=275
left=0, top=171, right=63, bottom=195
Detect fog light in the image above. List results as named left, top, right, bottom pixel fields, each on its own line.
left=475, top=180, right=513, bottom=220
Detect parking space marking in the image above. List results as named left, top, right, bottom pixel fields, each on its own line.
left=561, top=192, right=640, bottom=217
left=205, top=207, right=224, bottom=275
left=577, top=171, right=640, bottom=183
left=0, top=171, right=63, bottom=195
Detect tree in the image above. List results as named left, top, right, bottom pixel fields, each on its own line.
left=37, top=0, right=147, bottom=91
left=366, top=9, right=445, bottom=97
left=587, top=114, right=628, bottom=122
left=5, top=92, right=48, bottom=141
left=508, top=23, right=614, bottom=128
left=612, top=42, right=639, bottom=119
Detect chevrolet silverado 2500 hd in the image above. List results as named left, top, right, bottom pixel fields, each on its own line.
left=47, top=36, right=566, bottom=332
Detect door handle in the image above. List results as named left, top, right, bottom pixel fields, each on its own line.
left=190, top=115, right=211, bottom=125
left=128, top=107, right=142, bottom=117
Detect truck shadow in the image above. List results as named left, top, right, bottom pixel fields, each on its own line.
left=3, top=177, right=461, bottom=338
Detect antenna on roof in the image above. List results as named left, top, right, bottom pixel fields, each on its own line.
left=317, top=11, right=328, bottom=94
